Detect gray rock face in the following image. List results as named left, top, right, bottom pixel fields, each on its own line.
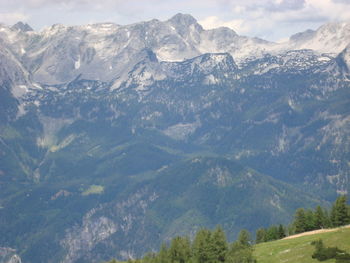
left=336, top=44, right=350, bottom=76
left=11, top=22, right=33, bottom=32
left=60, top=188, right=159, bottom=262
left=0, top=248, right=21, bottom=263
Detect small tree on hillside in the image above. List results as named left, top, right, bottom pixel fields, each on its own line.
left=331, top=196, right=350, bottom=227
left=314, top=205, right=327, bottom=229
left=294, top=208, right=307, bottom=233
left=305, top=209, right=316, bottom=231
left=255, top=228, right=267, bottom=244
left=266, top=225, right=279, bottom=241
left=237, top=229, right=252, bottom=247
left=210, top=226, right=228, bottom=262
left=156, top=243, right=170, bottom=263
left=192, top=228, right=211, bottom=263
left=168, top=236, right=191, bottom=263
left=278, top=224, right=286, bottom=239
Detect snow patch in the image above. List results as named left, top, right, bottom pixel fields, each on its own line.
left=74, top=56, right=81, bottom=69
left=12, top=85, right=28, bottom=98
left=317, top=56, right=331, bottom=62
left=163, top=121, right=201, bottom=140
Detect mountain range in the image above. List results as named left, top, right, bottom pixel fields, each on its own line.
left=0, top=13, right=349, bottom=263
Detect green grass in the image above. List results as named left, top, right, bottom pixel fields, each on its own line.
left=254, top=226, right=350, bottom=263
left=82, top=185, right=104, bottom=196
left=0, top=125, right=21, bottom=139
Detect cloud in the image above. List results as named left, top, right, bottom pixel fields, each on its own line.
left=204, top=0, right=350, bottom=40
left=199, top=16, right=251, bottom=34
left=0, top=0, right=350, bottom=40
left=0, top=12, right=29, bottom=24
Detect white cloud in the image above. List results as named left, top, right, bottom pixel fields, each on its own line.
left=0, top=12, right=29, bottom=24
left=1, top=0, right=350, bottom=41
left=199, top=16, right=251, bottom=34
left=205, top=0, right=350, bottom=40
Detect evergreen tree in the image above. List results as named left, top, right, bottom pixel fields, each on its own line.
left=331, top=196, right=350, bottom=227
left=287, top=223, right=295, bottom=236
left=305, top=209, right=316, bottom=231
left=155, top=243, right=169, bottom=263
left=192, top=228, right=211, bottom=263
left=311, top=239, right=348, bottom=262
left=226, top=246, right=256, bottom=263
left=294, top=208, right=307, bottom=233
left=227, top=240, right=256, bottom=263
left=278, top=224, right=286, bottom=239
left=255, top=228, right=267, bottom=244
left=266, top=225, right=279, bottom=241
left=210, top=226, right=228, bottom=262
left=144, top=252, right=157, bottom=263
left=168, top=236, right=191, bottom=263
left=237, top=229, right=252, bottom=247
left=314, top=205, right=327, bottom=229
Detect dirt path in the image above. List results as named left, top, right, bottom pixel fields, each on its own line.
left=283, top=224, right=350, bottom=240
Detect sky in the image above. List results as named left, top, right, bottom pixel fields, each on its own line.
left=0, top=0, right=350, bottom=41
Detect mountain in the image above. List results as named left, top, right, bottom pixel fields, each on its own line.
left=335, top=43, right=350, bottom=78
left=0, top=14, right=349, bottom=263
left=0, top=14, right=273, bottom=84
left=11, top=22, right=33, bottom=32
left=287, top=21, right=350, bottom=55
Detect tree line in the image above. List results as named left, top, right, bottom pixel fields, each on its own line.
left=106, top=226, right=256, bottom=263
left=292, top=195, right=350, bottom=234
left=256, top=195, right=350, bottom=244
left=106, top=195, right=350, bottom=263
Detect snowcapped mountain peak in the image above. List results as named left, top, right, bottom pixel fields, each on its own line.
left=287, top=21, right=350, bottom=55
left=82, top=22, right=120, bottom=33
left=0, top=15, right=349, bottom=84
left=168, top=13, right=199, bottom=27
left=167, top=13, right=203, bottom=39
left=41, top=23, right=69, bottom=38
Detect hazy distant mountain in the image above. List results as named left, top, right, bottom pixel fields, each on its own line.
left=287, top=21, right=350, bottom=55
left=0, top=14, right=349, bottom=263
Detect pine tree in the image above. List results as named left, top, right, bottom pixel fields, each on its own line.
left=294, top=208, right=307, bottom=233
left=278, top=224, right=286, bottom=239
left=156, top=243, right=169, bottom=263
left=227, top=231, right=256, bottom=263
left=192, top=228, right=211, bottom=263
left=331, top=195, right=350, bottom=227
left=168, top=236, right=191, bottom=263
left=266, top=225, right=279, bottom=241
left=237, top=229, right=252, bottom=247
left=314, top=205, right=326, bottom=229
left=255, top=228, right=267, bottom=244
left=226, top=246, right=256, bottom=263
left=142, top=252, right=157, bottom=263
left=305, top=209, right=316, bottom=231
left=210, top=226, right=228, bottom=262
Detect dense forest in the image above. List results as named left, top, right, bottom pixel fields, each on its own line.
left=106, top=196, right=350, bottom=263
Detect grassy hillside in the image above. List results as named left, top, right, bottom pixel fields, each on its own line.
left=254, top=226, right=350, bottom=263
